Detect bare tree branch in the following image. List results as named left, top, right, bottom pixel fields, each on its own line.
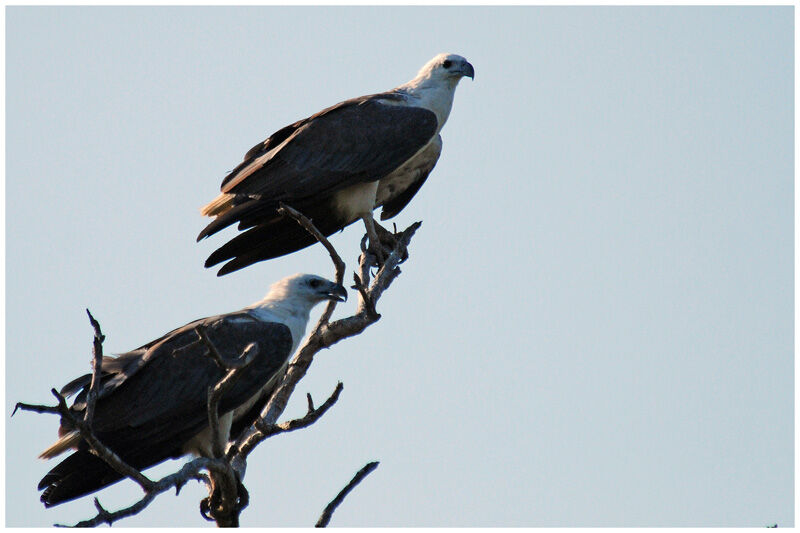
left=194, top=329, right=260, bottom=525
left=315, top=461, right=380, bottom=527
left=206, top=342, right=259, bottom=459
left=13, top=401, right=60, bottom=417
left=17, top=312, right=157, bottom=493
left=252, top=382, right=343, bottom=441
left=229, top=219, right=422, bottom=476
left=21, top=214, right=421, bottom=526
left=19, top=318, right=249, bottom=527
left=62, top=458, right=219, bottom=527
left=84, top=309, right=105, bottom=428
left=195, top=325, right=257, bottom=370
left=352, top=272, right=379, bottom=320
left=278, top=202, right=346, bottom=328
left=15, top=388, right=156, bottom=492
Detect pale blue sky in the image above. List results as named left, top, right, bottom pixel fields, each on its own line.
left=5, top=6, right=794, bottom=527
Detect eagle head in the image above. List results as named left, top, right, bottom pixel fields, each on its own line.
left=267, top=273, right=348, bottom=304
left=420, top=53, right=475, bottom=82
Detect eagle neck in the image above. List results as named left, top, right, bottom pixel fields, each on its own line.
left=396, top=79, right=459, bottom=133
left=246, top=299, right=313, bottom=353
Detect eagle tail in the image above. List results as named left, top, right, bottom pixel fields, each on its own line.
left=199, top=193, right=235, bottom=218
left=207, top=210, right=345, bottom=276
left=38, top=450, right=125, bottom=507
left=196, top=198, right=280, bottom=241
left=39, top=431, right=81, bottom=460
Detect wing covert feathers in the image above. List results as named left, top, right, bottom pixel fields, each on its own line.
left=38, top=315, right=293, bottom=506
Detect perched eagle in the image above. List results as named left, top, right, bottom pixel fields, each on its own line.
left=37, top=274, right=346, bottom=507
left=198, top=53, right=474, bottom=275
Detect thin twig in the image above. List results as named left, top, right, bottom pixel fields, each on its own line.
left=84, top=309, right=105, bottom=429
left=230, top=221, right=421, bottom=482
left=20, top=314, right=155, bottom=492
left=253, top=382, right=343, bottom=440
left=195, top=334, right=259, bottom=522
left=13, top=401, right=60, bottom=417
left=306, top=393, right=315, bottom=412
left=278, top=203, right=346, bottom=327
left=355, top=236, right=375, bottom=314
left=315, top=461, right=380, bottom=527
left=207, top=342, right=259, bottom=459
left=352, top=272, right=379, bottom=319
left=45, top=388, right=155, bottom=491
left=61, top=458, right=219, bottom=527
left=195, top=325, right=257, bottom=369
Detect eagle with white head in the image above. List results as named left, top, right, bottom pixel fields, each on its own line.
left=198, top=53, right=474, bottom=275
left=36, top=274, right=347, bottom=507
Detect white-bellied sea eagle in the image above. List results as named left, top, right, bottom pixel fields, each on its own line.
left=36, top=273, right=346, bottom=507
left=198, top=53, right=474, bottom=275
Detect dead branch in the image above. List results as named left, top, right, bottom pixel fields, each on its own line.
left=200, top=338, right=260, bottom=526
left=205, top=341, right=260, bottom=459
left=192, top=331, right=260, bottom=525
left=84, top=309, right=105, bottom=428
left=18, top=316, right=248, bottom=527
left=278, top=203, right=346, bottom=328
left=352, top=272, right=379, bottom=319
left=195, top=325, right=258, bottom=370
left=14, top=312, right=156, bottom=493
left=229, top=219, right=421, bottom=475
left=21, top=213, right=420, bottom=526
left=315, top=461, right=380, bottom=527
left=63, top=458, right=221, bottom=527
left=252, top=382, right=343, bottom=441
left=17, top=388, right=155, bottom=492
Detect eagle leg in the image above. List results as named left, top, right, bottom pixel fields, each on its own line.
left=361, top=214, right=386, bottom=265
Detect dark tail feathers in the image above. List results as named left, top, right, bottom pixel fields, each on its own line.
left=39, top=450, right=125, bottom=507
left=203, top=204, right=347, bottom=276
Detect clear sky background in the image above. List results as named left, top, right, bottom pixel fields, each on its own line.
left=5, top=6, right=793, bottom=527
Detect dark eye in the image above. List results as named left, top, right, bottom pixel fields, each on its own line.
left=443, top=60, right=452, bottom=69
left=309, top=279, right=321, bottom=288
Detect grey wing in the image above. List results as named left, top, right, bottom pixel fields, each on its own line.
left=219, top=94, right=439, bottom=203
left=59, top=316, right=213, bottom=399
left=65, top=313, right=293, bottom=462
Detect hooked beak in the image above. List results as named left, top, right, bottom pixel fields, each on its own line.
left=461, top=61, right=475, bottom=80
left=325, top=283, right=348, bottom=302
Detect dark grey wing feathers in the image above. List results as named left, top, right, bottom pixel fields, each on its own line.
left=199, top=91, right=439, bottom=273
left=41, top=313, right=292, bottom=506
left=62, top=316, right=212, bottom=403
left=217, top=93, right=437, bottom=201
left=59, top=312, right=292, bottom=449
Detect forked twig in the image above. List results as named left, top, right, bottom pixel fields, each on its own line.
left=253, top=382, right=343, bottom=440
